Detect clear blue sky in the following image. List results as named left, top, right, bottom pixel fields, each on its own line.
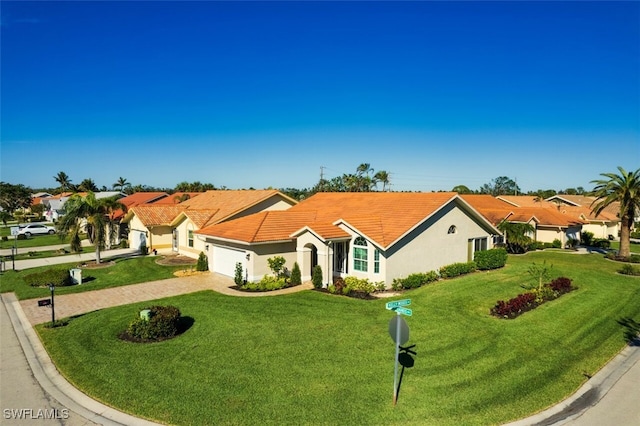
left=2, top=1, right=638, bottom=193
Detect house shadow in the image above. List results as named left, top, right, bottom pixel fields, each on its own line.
left=177, top=316, right=195, bottom=335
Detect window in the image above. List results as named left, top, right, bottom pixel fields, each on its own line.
left=474, top=237, right=487, bottom=252
left=353, top=236, right=368, bottom=272
left=188, top=227, right=194, bottom=248
left=448, top=225, right=457, bottom=234
left=374, top=249, right=380, bottom=274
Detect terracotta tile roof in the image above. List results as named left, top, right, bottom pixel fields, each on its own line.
left=198, top=192, right=467, bottom=248
left=152, top=192, right=203, bottom=205
left=119, top=192, right=169, bottom=208
left=547, top=195, right=620, bottom=218
left=177, top=209, right=221, bottom=229
left=177, top=190, right=296, bottom=221
left=128, top=205, right=185, bottom=226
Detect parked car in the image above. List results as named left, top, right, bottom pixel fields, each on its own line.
left=17, top=224, right=56, bottom=237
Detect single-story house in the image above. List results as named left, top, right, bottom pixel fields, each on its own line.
left=121, top=190, right=298, bottom=258
left=545, top=195, right=621, bottom=240
left=498, top=195, right=619, bottom=241
left=461, top=195, right=585, bottom=246
left=195, top=192, right=501, bottom=287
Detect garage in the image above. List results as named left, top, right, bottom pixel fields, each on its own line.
left=212, top=245, right=246, bottom=278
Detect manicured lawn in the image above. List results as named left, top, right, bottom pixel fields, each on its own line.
left=5, top=246, right=94, bottom=261
left=36, top=251, right=640, bottom=425
left=608, top=240, right=640, bottom=254
left=0, top=256, right=185, bottom=300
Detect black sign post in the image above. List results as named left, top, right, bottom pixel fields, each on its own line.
left=48, top=284, right=55, bottom=325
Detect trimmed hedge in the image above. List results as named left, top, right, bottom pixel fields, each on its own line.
left=439, top=261, right=477, bottom=278
left=24, top=268, right=73, bottom=287
left=392, top=271, right=439, bottom=290
left=474, top=248, right=508, bottom=270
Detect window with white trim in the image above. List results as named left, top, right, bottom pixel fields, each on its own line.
left=188, top=226, right=194, bottom=248
left=374, top=249, right=380, bottom=274
left=353, top=237, right=368, bottom=272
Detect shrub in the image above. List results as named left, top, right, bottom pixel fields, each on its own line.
left=580, top=231, right=594, bottom=246
left=127, top=305, right=181, bottom=341
left=474, top=248, right=508, bottom=270
left=565, top=238, right=579, bottom=249
left=24, top=268, right=73, bottom=287
left=1, top=236, right=7, bottom=242
left=342, top=276, right=376, bottom=297
left=552, top=239, right=562, bottom=248
left=593, top=238, right=610, bottom=249
left=196, top=252, right=208, bottom=271
left=619, top=264, right=640, bottom=276
left=491, top=292, right=538, bottom=319
left=120, top=239, right=129, bottom=248
left=290, top=262, right=302, bottom=286
left=630, top=255, right=640, bottom=264
left=394, top=271, right=439, bottom=289
left=374, top=281, right=387, bottom=292
left=242, top=275, right=288, bottom=291
left=631, top=231, right=640, bottom=239
left=439, top=262, right=476, bottom=278
left=312, top=265, right=323, bottom=289
left=267, top=256, right=286, bottom=278
left=234, top=262, right=244, bottom=286
left=543, top=242, right=555, bottom=249
left=548, top=277, right=574, bottom=294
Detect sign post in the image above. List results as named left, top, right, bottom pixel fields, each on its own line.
left=10, top=227, right=19, bottom=271
left=386, top=299, right=411, bottom=405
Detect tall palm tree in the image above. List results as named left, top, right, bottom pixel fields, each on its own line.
left=113, top=177, right=131, bottom=192
left=78, top=178, right=98, bottom=192
left=374, top=170, right=390, bottom=191
left=591, top=167, right=640, bottom=258
left=54, top=171, right=73, bottom=193
left=57, top=192, right=126, bottom=264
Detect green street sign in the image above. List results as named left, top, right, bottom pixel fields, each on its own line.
left=393, top=307, right=412, bottom=316
left=385, top=299, right=411, bottom=310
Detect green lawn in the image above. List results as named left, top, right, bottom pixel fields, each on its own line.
left=1, top=256, right=185, bottom=300
left=609, top=240, right=640, bottom=254
left=35, top=251, right=640, bottom=425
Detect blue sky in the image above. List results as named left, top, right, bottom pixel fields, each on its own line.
left=1, top=1, right=638, bottom=193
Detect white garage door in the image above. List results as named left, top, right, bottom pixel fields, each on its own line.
left=213, top=246, right=246, bottom=278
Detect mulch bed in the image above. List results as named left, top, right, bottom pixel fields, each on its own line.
left=155, top=255, right=197, bottom=266
left=78, top=261, right=116, bottom=269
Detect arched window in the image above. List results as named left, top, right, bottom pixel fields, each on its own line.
left=353, top=237, right=368, bottom=272
left=448, top=225, right=457, bottom=234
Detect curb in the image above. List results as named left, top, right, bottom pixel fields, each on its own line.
left=1, top=293, right=163, bottom=426
left=503, top=342, right=640, bottom=425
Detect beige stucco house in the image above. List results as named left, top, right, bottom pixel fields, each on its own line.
left=121, top=190, right=297, bottom=258
left=195, top=192, right=501, bottom=287
left=544, top=195, right=621, bottom=240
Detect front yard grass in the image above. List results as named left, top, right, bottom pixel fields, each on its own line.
left=36, top=251, right=640, bottom=425
left=0, top=256, right=186, bottom=300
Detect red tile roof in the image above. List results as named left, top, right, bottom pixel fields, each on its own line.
left=151, top=192, right=203, bottom=205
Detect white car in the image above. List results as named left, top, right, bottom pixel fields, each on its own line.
left=17, top=224, right=56, bottom=237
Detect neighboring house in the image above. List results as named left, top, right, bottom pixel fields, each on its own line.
left=42, top=191, right=126, bottom=223
left=498, top=195, right=619, bottom=241
left=195, top=192, right=501, bottom=287
left=461, top=195, right=585, bottom=246
left=121, top=190, right=298, bottom=258
left=545, top=195, right=622, bottom=240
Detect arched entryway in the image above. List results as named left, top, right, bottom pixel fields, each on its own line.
left=303, top=243, right=318, bottom=279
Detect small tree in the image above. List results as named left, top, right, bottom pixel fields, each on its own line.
left=312, top=265, right=323, bottom=289
left=290, top=262, right=302, bottom=286
left=527, top=261, right=553, bottom=292
left=234, top=262, right=244, bottom=286
left=196, top=252, right=208, bottom=272
left=267, top=256, right=286, bottom=278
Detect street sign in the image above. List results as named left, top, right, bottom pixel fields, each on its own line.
left=388, top=315, right=410, bottom=346
left=386, top=299, right=411, bottom=310
left=392, top=307, right=412, bottom=317
left=38, top=299, right=51, bottom=307
left=10, top=227, right=19, bottom=236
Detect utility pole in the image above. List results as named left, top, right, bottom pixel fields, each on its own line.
left=320, top=166, right=326, bottom=191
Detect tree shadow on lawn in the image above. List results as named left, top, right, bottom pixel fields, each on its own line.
left=617, top=317, right=640, bottom=346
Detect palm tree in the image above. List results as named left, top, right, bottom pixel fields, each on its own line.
left=374, top=170, right=390, bottom=191
left=78, top=178, right=98, bottom=192
left=54, top=171, right=73, bottom=193
left=57, top=192, right=126, bottom=264
left=497, top=220, right=536, bottom=254
left=113, top=177, right=131, bottom=192
left=591, top=167, right=640, bottom=258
